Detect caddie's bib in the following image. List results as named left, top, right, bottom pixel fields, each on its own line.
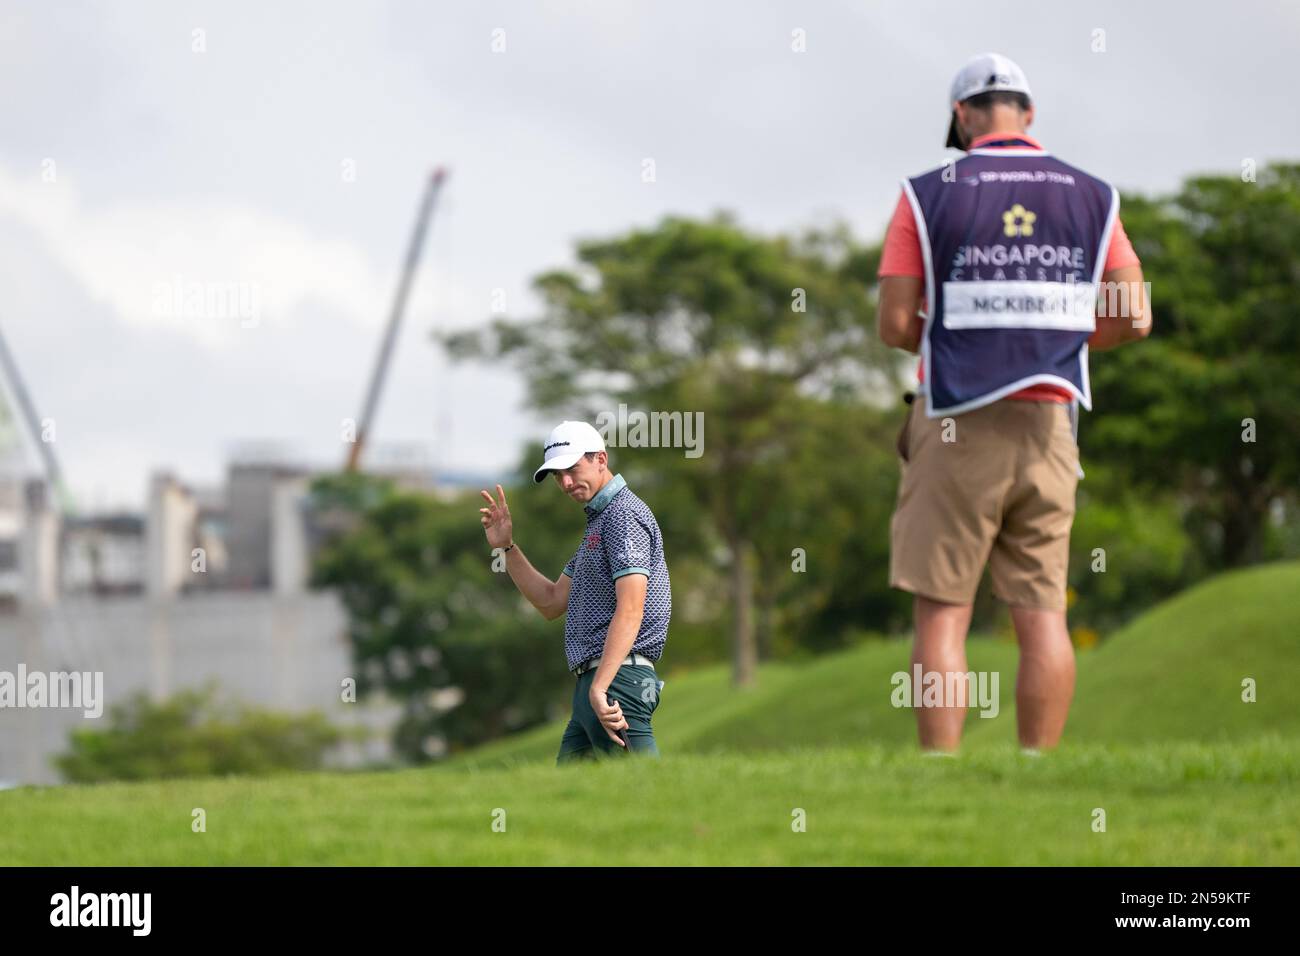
left=903, top=137, right=1119, bottom=419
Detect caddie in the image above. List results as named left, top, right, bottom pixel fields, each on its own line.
left=876, top=53, right=1152, bottom=753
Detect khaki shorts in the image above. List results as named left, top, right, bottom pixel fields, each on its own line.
left=889, top=398, right=1079, bottom=609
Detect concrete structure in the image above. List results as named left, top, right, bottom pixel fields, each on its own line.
left=0, top=323, right=441, bottom=787
left=0, top=413, right=494, bottom=787
left=20, top=479, right=60, bottom=606
left=225, top=462, right=310, bottom=590
left=0, top=591, right=401, bottom=787
left=271, top=476, right=312, bottom=596
left=61, top=515, right=146, bottom=595
left=144, top=473, right=198, bottom=598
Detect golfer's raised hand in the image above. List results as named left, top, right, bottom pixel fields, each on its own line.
left=478, top=484, right=513, bottom=550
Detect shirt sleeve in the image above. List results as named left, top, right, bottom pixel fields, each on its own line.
left=877, top=191, right=925, bottom=279
left=602, top=511, right=654, bottom=580
left=1102, top=216, right=1141, bottom=272
left=562, top=549, right=577, bottom=578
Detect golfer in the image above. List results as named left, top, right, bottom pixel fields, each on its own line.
left=877, top=53, right=1151, bottom=753
left=479, top=420, right=669, bottom=762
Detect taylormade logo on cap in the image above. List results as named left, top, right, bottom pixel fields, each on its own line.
left=533, top=420, right=606, bottom=482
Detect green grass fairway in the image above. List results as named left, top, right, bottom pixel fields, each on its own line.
left=1, top=741, right=1295, bottom=865
left=1, top=562, right=1297, bottom=865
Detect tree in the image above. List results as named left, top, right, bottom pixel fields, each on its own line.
left=309, top=469, right=575, bottom=761
left=444, top=213, right=902, bottom=687
left=1086, top=163, right=1300, bottom=567
left=743, top=394, right=911, bottom=652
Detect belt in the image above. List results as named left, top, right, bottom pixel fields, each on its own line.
left=574, top=653, right=655, bottom=676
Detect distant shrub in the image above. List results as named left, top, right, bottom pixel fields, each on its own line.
left=55, top=682, right=344, bottom=783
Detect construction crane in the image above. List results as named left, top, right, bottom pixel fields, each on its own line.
left=0, top=320, right=70, bottom=514
left=345, top=167, right=448, bottom=472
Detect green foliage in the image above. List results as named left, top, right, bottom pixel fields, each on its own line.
left=1066, top=461, right=1202, bottom=630
left=55, top=683, right=343, bottom=783
left=445, top=214, right=901, bottom=409
left=443, top=213, right=907, bottom=682
left=310, top=469, right=576, bottom=762
left=742, top=396, right=912, bottom=651
left=1087, top=163, right=1300, bottom=567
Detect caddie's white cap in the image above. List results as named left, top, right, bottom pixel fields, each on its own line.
left=945, top=52, right=1033, bottom=148
left=532, top=420, right=606, bottom=483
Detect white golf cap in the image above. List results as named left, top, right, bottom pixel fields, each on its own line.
left=945, top=52, right=1032, bottom=148
left=532, top=420, right=606, bottom=483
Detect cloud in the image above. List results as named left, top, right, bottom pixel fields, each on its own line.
left=0, top=163, right=406, bottom=350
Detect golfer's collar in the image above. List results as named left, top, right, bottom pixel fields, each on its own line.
left=585, top=473, right=626, bottom=516
left=967, top=131, right=1045, bottom=154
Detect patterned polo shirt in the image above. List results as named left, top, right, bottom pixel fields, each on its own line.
left=560, top=473, right=671, bottom=672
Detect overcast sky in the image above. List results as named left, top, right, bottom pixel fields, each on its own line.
left=2, top=0, right=1297, bottom=510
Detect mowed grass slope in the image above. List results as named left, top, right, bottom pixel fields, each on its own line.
left=1, top=741, right=1296, bottom=865
left=1, top=562, right=1297, bottom=866
left=454, top=639, right=1020, bottom=768
left=1057, top=561, right=1300, bottom=744
left=460, top=561, right=1300, bottom=765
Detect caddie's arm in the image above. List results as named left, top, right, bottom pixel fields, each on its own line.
left=876, top=276, right=926, bottom=353
left=479, top=484, right=571, bottom=620
left=1089, top=264, right=1153, bottom=350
